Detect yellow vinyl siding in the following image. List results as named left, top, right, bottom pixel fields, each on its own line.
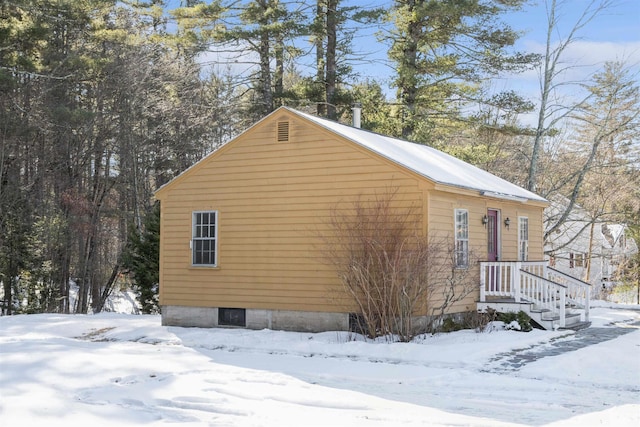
left=493, top=204, right=544, bottom=261
left=425, top=190, right=546, bottom=313
left=158, top=112, right=423, bottom=313
left=426, top=191, right=487, bottom=313
left=158, top=110, right=548, bottom=319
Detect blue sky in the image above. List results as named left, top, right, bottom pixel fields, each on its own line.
left=167, top=0, right=640, bottom=110
left=508, top=0, right=639, bottom=44
left=496, top=0, right=640, bottom=101
left=348, top=0, right=640, bottom=101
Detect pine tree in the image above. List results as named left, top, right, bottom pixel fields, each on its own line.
left=122, top=203, right=160, bottom=314
left=387, top=0, right=538, bottom=144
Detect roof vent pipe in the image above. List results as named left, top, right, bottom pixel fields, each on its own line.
left=352, top=103, right=361, bottom=128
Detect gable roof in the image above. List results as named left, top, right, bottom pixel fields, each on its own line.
left=288, top=108, right=546, bottom=203
left=157, top=106, right=547, bottom=204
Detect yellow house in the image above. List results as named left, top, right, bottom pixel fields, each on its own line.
left=156, top=107, right=590, bottom=332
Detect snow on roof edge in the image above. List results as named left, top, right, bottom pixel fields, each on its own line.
left=156, top=106, right=547, bottom=204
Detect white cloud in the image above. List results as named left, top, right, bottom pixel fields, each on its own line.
left=197, top=42, right=260, bottom=81
left=493, top=39, right=640, bottom=127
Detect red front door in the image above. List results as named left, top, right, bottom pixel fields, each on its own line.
left=487, top=209, right=499, bottom=261
left=487, top=209, right=500, bottom=292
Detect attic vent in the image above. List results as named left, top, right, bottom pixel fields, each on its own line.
left=276, top=121, right=290, bottom=142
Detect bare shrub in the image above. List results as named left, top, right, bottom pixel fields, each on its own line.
left=423, top=243, right=479, bottom=333
left=320, top=188, right=478, bottom=342
left=461, top=309, right=498, bottom=333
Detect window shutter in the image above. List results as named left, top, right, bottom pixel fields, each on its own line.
left=277, top=121, right=289, bottom=142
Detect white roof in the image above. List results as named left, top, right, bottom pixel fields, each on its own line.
left=601, top=224, right=626, bottom=249
left=291, top=108, right=547, bottom=203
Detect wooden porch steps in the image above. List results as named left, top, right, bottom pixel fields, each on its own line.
left=477, top=298, right=589, bottom=331
left=479, top=262, right=592, bottom=331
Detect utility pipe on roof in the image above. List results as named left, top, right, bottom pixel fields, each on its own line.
left=352, top=102, right=361, bottom=128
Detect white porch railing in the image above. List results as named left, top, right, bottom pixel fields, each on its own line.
left=479, top=261, right=591, bottom=328
left=480, top=261, right=547, bottom=301
left=548, top=267, right=591, bottom=322
left=520, top=269, right=567, bottom=327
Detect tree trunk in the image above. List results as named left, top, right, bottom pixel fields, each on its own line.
left=94, top=263, right=120, bottom=314
left=259, top=28, right=273, bottom=115
left=584, top=220, right=595, bottom=282
left=315, top=0, right=326, bottom=117
left=400, top=4, right=420, bottom=140
left=2, top=275, right=13, bottom=315
left=325, top=0, right=337, bottom=120
left=274, top=34, right=284, bottom=106
left=527, top=0, right=556, bottom=192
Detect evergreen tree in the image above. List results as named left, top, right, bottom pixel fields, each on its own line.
left=310, top=0, right=383, bottom=119
left=122, top=203, right=160, bottom=314
left=387, top=0, right=538, bottom=144
left=175, top=0, right=303, bottom=122
left=0, top=0, right=230, bottom=314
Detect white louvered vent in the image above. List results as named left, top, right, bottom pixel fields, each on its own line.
left=277, top=121, right=290, bottom=142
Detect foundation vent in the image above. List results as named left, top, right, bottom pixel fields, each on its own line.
left=276, top=121, right=290, bottom=142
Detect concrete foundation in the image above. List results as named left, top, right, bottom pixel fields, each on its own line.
left=162, top=305, right=467, bottom=335
left=162, top=305, right=349, bottom=332
left=161, top=306, right=218, bottom=328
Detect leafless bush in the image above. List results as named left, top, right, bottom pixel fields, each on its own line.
left=424, top=243, right=479, bottom=333
left=460, top=309, right=498, bottom=333
left=320, top=188, right=478, bottom=342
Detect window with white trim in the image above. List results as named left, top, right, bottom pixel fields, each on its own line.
left=454, top=209, right=469, bottom=268
left=518, top=217, right=528, bottom=261
left=570, top=252, right=575, bottom=268
left=192, top=211, right=218, bottom=266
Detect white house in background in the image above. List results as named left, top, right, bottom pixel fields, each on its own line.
left=599, top=223, right=638, bottom=287
left=544, top=197, right=638, bottom=295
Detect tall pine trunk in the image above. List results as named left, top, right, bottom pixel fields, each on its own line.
left=325, top=0, right=337, bottom=120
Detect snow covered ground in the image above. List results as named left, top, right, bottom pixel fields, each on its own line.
left=1, top=305, right=639, bottom=426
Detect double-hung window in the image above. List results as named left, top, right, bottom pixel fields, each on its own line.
left=454, top=209, right=469, bottom=268
left=570, top=253, right=575, bottom=268
left=518, top=216, right=529, bottom=261
left=192, top=211, right=218, bottom=266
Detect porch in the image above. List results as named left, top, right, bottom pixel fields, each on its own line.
left=477, top=261, right=591, bottom=330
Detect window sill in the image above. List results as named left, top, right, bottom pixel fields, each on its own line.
left=189, top=265, right=220, bottom=270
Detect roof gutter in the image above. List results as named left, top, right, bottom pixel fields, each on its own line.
left=480, top=190, right=529, bottom=203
